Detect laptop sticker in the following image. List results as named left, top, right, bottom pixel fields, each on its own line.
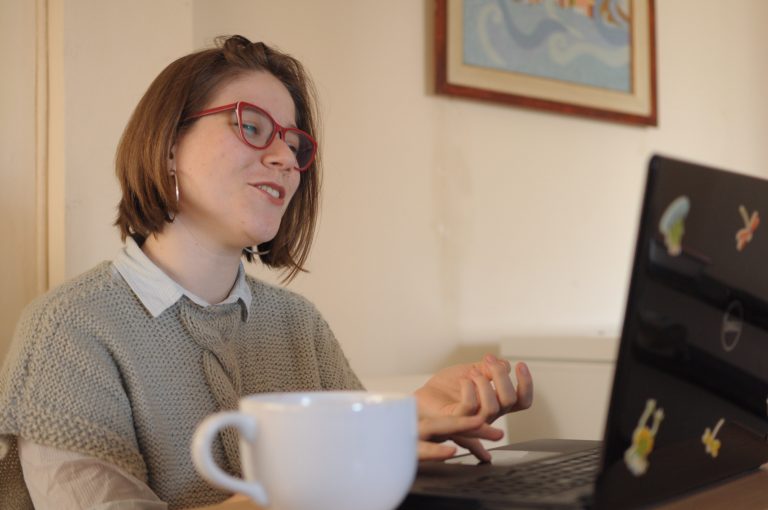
left=721, top=300, right=744, bottom=352
left=702, top=418, right=725, bottom=458
left=624, top=399, right=665, bottom=476
left=659, top=196, right=690, bottom=256
left=735, top=205, right=759, bottom=251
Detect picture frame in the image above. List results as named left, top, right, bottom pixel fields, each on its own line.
left=434, top=0, right=657, bottom=126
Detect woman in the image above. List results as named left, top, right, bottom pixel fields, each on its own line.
left=0, top=35, right=532, bottom=509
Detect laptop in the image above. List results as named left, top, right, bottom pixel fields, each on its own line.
left=400, top=155, right=768, bottom=509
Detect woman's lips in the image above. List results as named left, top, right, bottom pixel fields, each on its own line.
left=250, top=182, right=286, bottom=205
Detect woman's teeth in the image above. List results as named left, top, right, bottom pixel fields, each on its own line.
left=257, top=184, right=280, bottom=198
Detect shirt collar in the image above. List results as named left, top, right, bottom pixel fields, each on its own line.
left=113, top=237, right=252, bottom=318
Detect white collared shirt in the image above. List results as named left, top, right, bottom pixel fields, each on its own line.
left=113, top=236, right=252, bottom=318
left=20, top=238, right=252, bottom=509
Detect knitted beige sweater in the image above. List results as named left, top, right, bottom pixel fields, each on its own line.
left=0, top=262, right=362, bottom=509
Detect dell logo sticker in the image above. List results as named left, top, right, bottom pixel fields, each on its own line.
left=721, top=300, right=744, bottom=352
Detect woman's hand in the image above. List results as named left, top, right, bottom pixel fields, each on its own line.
left=418, top=413, right=503, bottom=461
left=414, top=354, right=533, bottom=461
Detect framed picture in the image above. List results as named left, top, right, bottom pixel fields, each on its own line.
left=435, top=0, right=657, bottom=126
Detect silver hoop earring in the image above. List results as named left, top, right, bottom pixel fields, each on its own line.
left=168, top=170, right=180, bottom=221
left=243, top=246, right=270, bottom=257
left=172, top=171, right=180, bottom=203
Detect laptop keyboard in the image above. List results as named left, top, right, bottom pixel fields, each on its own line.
left=425, top=447, right=601, bottom=498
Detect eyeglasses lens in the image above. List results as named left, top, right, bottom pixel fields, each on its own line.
left=240, top=106, right=314, bottom=169
left=240, top=107, right=274, bottom=147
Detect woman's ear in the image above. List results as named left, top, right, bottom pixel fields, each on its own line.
left=168, top=144, right=177, bottom=172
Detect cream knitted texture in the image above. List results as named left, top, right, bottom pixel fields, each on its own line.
left=0, top=262, right=363, bottom=510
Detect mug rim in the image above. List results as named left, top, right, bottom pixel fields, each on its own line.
left=239, top=390, right=415, bottom=410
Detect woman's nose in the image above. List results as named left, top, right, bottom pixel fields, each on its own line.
left=262, top=135, right=296, bottom=171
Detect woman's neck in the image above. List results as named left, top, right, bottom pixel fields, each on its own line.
left=141, top=218, right=243, bottom=305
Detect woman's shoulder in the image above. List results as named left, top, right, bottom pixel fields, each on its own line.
left=244, top=274, right=320, bottom=315
left=7, top=262, right=127, bottom=373
left=19, top=261, right=124, bottom=323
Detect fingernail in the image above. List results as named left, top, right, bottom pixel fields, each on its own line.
left=519, top=362, right=529, bottom=376
left=484, top=354, right=497, bottom=364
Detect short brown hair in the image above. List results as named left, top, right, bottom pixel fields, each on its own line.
left=115, top=35, right=320, bottom=281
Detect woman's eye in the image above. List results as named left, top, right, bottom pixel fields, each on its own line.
left=242, top=123, right=259, bottom=136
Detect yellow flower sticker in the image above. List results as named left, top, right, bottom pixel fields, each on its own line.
left=702, top=418, right=725, bottom=458
left=624, top=399, right=664, bottom=476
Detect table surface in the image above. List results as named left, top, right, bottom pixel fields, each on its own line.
left=193, top=468, right=768, bottom=510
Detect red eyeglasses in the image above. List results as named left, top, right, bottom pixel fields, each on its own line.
left=184, top=101, right=317, bottom=171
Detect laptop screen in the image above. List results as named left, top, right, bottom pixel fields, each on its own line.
left=596, top=155, right=768, bottom=508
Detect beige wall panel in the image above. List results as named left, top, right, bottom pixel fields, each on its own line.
left=0, top=0, right=37, bottom=362
left=56, top=0, right=194, bottom=284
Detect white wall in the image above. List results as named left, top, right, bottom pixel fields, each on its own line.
left=5, top=1, right=768, bottom=379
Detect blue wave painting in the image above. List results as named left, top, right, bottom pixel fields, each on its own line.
left=463, top=0, right=632, bottom=92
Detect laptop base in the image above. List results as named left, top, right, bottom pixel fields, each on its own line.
left=400, top=440, right=600, bottom=510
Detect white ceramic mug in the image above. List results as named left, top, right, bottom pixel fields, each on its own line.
left=191, top=391, right=418, bottom=510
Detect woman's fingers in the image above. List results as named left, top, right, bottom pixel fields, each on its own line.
left=418, top=441, right=458, bottom=461
left=452, top=436, right=491, bottom=463
left=469, top=422, right=505, bottom=441
left=472, top=356, right=534, bottom=416
left=467, top=368, right=500, bottom=422
left=419, top=413, right=485, bottom=441
left=513, top=361, right=533, bottom=411
left=483, top=354, right=519, bottom=414
left=418, top=413, right=505, bottom=463
left=417, top=414, right=480, bottom=461
left=450, top=377, right=479, bottom=416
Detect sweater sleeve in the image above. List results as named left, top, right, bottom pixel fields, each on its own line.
left=0, top=295, right=148, bottom=483
left=312, top=313, right=365, bottom=391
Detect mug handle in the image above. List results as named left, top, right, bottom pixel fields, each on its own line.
left=191, top=411, right=268, bottom=506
